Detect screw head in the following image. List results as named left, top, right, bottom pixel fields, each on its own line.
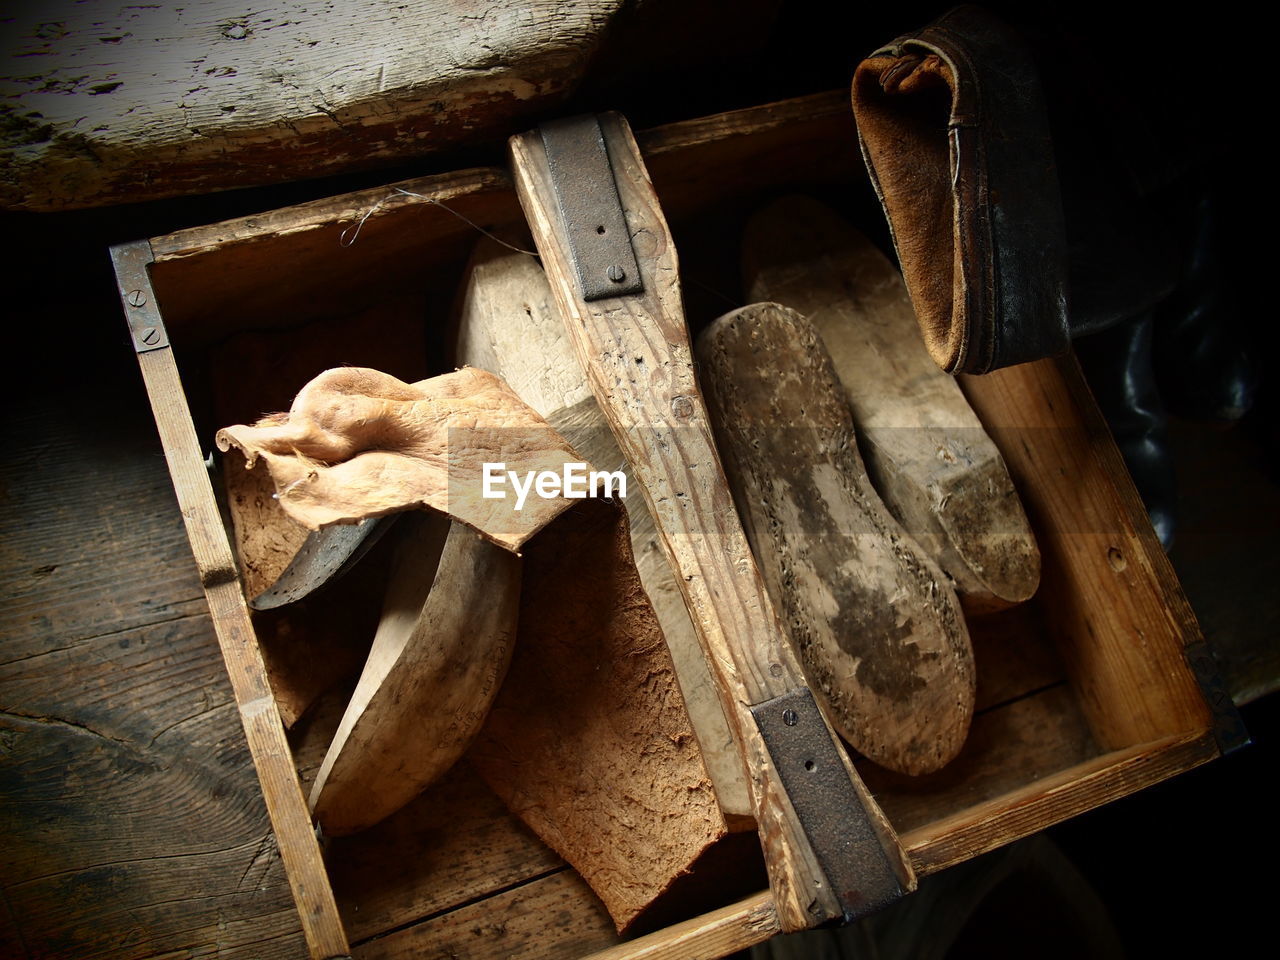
left=126, top=289, right=147, bottom=307
left=606, top=264, right=626, bottom=283
left=782, top=708, right=799, bottom=726
left=140, top=327, right=160, bottom=345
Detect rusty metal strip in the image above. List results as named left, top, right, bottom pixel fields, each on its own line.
left=752, top=688, right=906, bottom=920
left=109, top=240, right=169, bottom=353
left=540, top=115, right=644, bottom=302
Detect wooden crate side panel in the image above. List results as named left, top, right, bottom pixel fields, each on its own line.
left=859, top=684, right=1097, bottom=835
left=901, top=730, right=1218, bottom=876
left=130, top=337, right=349, bottom=959
left=140, top=92, right=856, bottom=349
left=149, top=169, right=523, bottom=348
left=960, top=358, right=1213, bottom=750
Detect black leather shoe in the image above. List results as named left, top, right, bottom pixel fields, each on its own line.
left=1153, top=187, right=1259, bottom=422
left=1075, top=314, right=1177, bottom=549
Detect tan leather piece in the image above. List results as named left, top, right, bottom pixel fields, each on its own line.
left=853, top=53, right=964, bottom=372
left=471, top=496, right=726, bottom=933
left=216, top=365, right=575, bottom=551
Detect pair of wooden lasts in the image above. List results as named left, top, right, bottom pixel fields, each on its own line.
left=228, top=113, right=1039, bottom=933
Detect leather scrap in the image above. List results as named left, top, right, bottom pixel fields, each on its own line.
left=216, top=365, right=576, bottom=552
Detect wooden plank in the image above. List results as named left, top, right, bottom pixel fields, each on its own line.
left=138, top=91, right=855, bottom=350
left=0, top=1, right=623, bottom=210
left=581, top=892, right=778, bottom=960
left=149, top=169, right=523, bottom=350
left=960, top=358, right=1213, bottom=750
left=0, top=347, right=306, bottom=957
left=901, top=731, right=1219, bottom=876
left=353, top=870, right=617, bottom=960
left=131, top=337, right=349, bottom=958
left=859, top=684, right=1098, bottom=835
left=0, top=407, right=210, bottom=656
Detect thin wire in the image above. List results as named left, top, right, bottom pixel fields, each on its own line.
left=339, top=187, right=539, bottom=257
left=687, top=276, right=743, bottom=310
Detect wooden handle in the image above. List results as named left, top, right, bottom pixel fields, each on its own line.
left=509, top=113, right=915, bottom=929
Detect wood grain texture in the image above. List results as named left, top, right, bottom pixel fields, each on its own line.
left=959, top=357, right=1213, bottom=750
left=900, top=730, right=1219, bottom=877
left=580, top=891, right=778, bottom=960
left=698, top=302, right=975, bottom=776
left=353, top=869, right=617, bottom=960
left=310, top=516, right=520, bottom=835
left=132, top=343, right=349, bottom=958
left=1, top=1, right=620, bottom=210
left=0, top=339, right=307, bottom=956
left=509, top=113, right=914, bottom=931
left=862, top=684, right=1096, bottom=834
left=743, top=195, right=1040, bottom=612
left=453, top=238, right=753, bottom=823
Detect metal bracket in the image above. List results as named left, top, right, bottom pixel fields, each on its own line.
left=109, top=240, right=170, bottom=353
left=1183, top=640, right=1250, bottom=756
left=539, top=115, right=643, bottom=302
left=752, top=687, right=906, bottom=921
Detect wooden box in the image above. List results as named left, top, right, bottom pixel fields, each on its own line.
left=112, top=90, right=1234, bottom=960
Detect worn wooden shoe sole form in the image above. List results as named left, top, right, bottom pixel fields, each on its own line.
left=744, top=195, right=1040, bottom=613
left=309, top=512, right=520, bottom=835
left=698, top=302, right=975, bottom=776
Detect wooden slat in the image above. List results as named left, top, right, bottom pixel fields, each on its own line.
left=353, top=870, right=617, bottom=960
left=860, top=685, right=1097, bottom=834
left=960, top=358, right=1213, bottom=750
left=581, top=892, right=778, bottom=960
left=132, top=343, right=349, bottom=959
left=0, top=1, right=627, bottom=210
left=510, top=113, right=914, bottom=931
left=138, top=91, right=857, bottom=350
left=901, top=730, right=1219, bottom=876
